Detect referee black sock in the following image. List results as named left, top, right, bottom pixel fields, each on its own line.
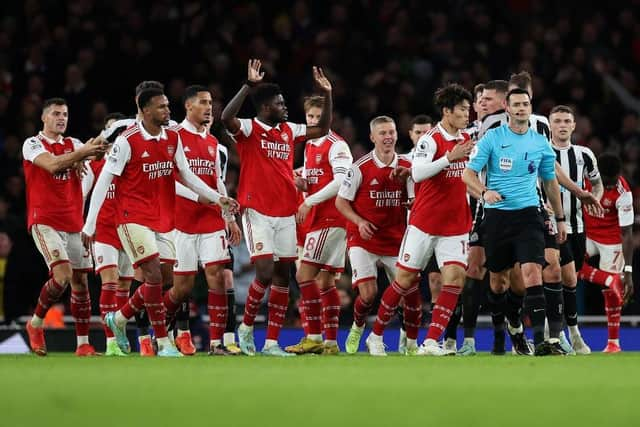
left=487, top=289, right=506, bottom=331
left=504, top=288, right=524, bottom=329
left=130, top=279, right=150, bottom=335
left=543, top=282, right=563, bottom=339
left=525, top=285, right=546, bottom=346
left=225, top=288, right=237, bottom=333
left=563, top=285, right=578, bottom=327
left=463, top=277, right=482, bottom=338
left=176, top=300, right=190, bottom=331
left=445, top=300, right=461, bottom=340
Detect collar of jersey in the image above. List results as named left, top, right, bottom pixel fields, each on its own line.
left=138, top=121, right=167, bottom=141
left=308, top=131, right=331, bottom=146
left=372, top=150, right=397, bottom=168
left=38, top=131, right=64, bottom=144
left=551, top=142, right=572, bottom=151
left=437, top=122, right=464, bottom=141
left=180, top=119, right=207, bottom=138
left=254, top=117, right=283, bottom=131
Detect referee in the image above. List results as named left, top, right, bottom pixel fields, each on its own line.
left=463, top=88, right=567, bottom=356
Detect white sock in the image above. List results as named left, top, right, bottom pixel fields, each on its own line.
left=157, top=336, right=171, bottom=348
left=210, top=339, right=221, bottom=348
left=568, top=325, right=580, bottom=337
left=77, top=336, right=89, bottom=346
left=239, top=322, right=253, bottom=331
left=264, top=339, right=278, bottom=348
left=223, top=332, right=235, bottom=346
left=407, top=338, right=417, bottom=348
left=138, top=334, right=151, bottom=343
left=424, top=338, right=438, bottom=346
left=177, top=329, right=190, bottom=337
left=31, top=315, right=44, bottom=328
left=308, top=334, right=322, bottom=342
left=324, top=339, right=337, bottom=346
left=608, top=339, right=620, bottom=345
left=369, top=332, right=382, bottom=341
left=114, top=310, right=128, bottom=327
left=106, top=337, right=116, bottom=344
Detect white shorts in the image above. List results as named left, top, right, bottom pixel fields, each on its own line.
left=242, top=208, right=297, bottom=262
left=158, top=230, right=176, bottom=264
left=348, top=246, right=396, bottom=288
left=117, top=223, right=161, bottom=268
left=31, top=224, right=92, bottom=272
left=93, top=241, right=134, bottom=279
left=300, top=227, right=346, bottom=273
left=586, top=238, right=624, bottom=274
left=174, top=229, right=231, bottom=274
left=397, top=225, right=468, bottom=272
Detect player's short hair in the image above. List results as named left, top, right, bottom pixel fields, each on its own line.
left=183, top=85, right=210, bottom=103
left=409, top=114, right=434, bottom=129
left=251, top=83, right=282, bottom=110
left=549, top=105, right=575, bottom=119
left=598, top=153, right=621, bottom=178
left=137, top=88, right=165, bottom=110
left=104, top=112, right=126, bottom=127
left=473, top=83, right=485, bottom=100
left=369, top=115, right=395, bottom=132
left=434, top=83, right=473, bottom=114
left=483, top=80, right=509, bottom=95
left=135, top=81, right=164, bottom=97
left=509, top=71, right=533, bottom=90
left=303, top=95, right=324, bottom=112
left=506, top=88, right=531, bottom=104
left=42, top=97, right=67, bottom=112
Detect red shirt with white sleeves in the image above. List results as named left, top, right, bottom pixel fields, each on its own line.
left=583, top=176, right=634, bottom=245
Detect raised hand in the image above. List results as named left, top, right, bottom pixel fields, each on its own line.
left=248, top=59, right=265, bottom=84
left=313, top=66, right=332, bottom=92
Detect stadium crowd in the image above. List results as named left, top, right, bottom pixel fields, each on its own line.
left=0, top=0, right=639, bottom=339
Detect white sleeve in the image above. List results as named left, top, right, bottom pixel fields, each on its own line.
left=82, top=163, right=96, bottom=201
left=407, top=177, right=415, bottom=199
left=175, top=136, right=221, bottom=204
left=287, top=122, right=307, bottom=140
left=22, top=137, right=48, bottom=163
left=175, top=181, right=199, bottom=202
left=100, top=118, right=135, bottom=143
left=215, top=158, right=228, bottom=197
left=616, top=191, right=634, bottom=227
left=217, top=144, right=229, bottom=181
left=411, top=135, right=450, bottom=183
left=103, top=136, right=131, bottom=176
left=305, top=141, right=353, bottom=206
left=82, top=169, right=115, bottom=235
left=236, top=119, right=253, bottom=138
left=71, top=138, right=84, bottom=151
left=337, top=165, right=362, bottom=202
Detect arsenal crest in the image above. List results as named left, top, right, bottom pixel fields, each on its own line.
left=207, top=146, right=216, bottom=157
left=281, top=132, right=289, bottom=142
left=315, top=154, right=322, bottom=164
left=137, top=245, right=145, bottom=254
left=167, top=145, right=175, bottom=156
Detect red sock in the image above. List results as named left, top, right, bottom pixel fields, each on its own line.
left=603, top=290, right=621, bottom=340
left=120, top=285, right=144, bottom=319
left=243, top=279, right=268, bottom=326
left=143, top=282, right=167, bottom=338
left=34, top=278, right=66, bottom=318
left=163, top=288, right=181, bottom=318
left=426, top=285, right=462, bottom=341
left=321, top=286, right=340, bottom=341
left=70, top=288, right=91, bottom=337
left=579, top=264, right=614, bottom=287
left=353, top=295, right=372, bottom=327
left=100, top=282, right=117, bottom=338
left=115, top=290, right=129, bottom=309
left=403, top=285, right=422, bottom=340
left=208, top=289, right=228, bottom=341
left=372, top=281, right=407, bottom=335
left=298, top=280, right=321, bottom=335
left=266, top=285, right=289, bottom=340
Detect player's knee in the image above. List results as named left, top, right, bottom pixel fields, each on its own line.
left=521, top=264, right=542, bottom=286
left=359, top=282, right=377, bottom=304
left=204, top=265, right=224, bottom=289
left=396, top=268, right=417, bottom=289
left=117, top=279, right=131, bottom=291
left=542, top=262, right=561, bottom=283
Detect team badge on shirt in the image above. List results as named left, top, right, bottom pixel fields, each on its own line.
left=315, top=154, right=322, bottom=164
left=167, top=145, right=175, bottom=156
left=281, top=133, right=289, bottom=142
left=208, top=146, right=215, bottom=157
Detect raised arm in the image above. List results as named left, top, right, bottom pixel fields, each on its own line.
left=305, top=67, right=333, bottom=140
left=221, top=59, right=265, bottom=134
left=25, top=137, right=106, bottom=175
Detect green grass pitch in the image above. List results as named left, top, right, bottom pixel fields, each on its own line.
left=1, top=353, right=637, bottom=427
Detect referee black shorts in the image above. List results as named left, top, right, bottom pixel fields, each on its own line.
left=469, top=217, right=484, bottom=248
left=559, top=232, right=586, bottom=269
left=540, top=208, right=558, bottom=250
left=482, top=207, right=546, bottom=273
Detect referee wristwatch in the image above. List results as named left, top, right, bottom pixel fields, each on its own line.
left=555, top=216, right=566, bottom=223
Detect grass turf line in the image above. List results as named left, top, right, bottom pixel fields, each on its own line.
left=1, top=353, right=637, bottom=427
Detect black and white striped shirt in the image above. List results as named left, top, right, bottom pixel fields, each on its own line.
left=552, top=144, right=600, bottom=234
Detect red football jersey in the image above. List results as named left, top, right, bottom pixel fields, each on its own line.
left=89, top=159, right=122, bottom=248
left=22, top=133, right=84, bottom=232
left=296, top=190, right=311, bottom=247
left=338, top=151, right=410, bottom=256
left=104, top=123, right=178, bottom=231
left=174, top=122, right=225, bottom=234
left=304, top=131, right=352, bottom=231
left=234, top=118, right=306, bottom=217
left=583, top=177, right=634, bottom=245
left=410, top=124, right=472, bottom=236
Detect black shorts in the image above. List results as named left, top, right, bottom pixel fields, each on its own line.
left=225, top=246, right=235, bottom=271
left=559, top=233, right=586, bottom=269
left=425, top=255, right=439, bottom=274
left=469, top=204, right=484, bottom=248
left=540, top=209, right=558, bottom=250
left=482, top=207, right=546, bottom=273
